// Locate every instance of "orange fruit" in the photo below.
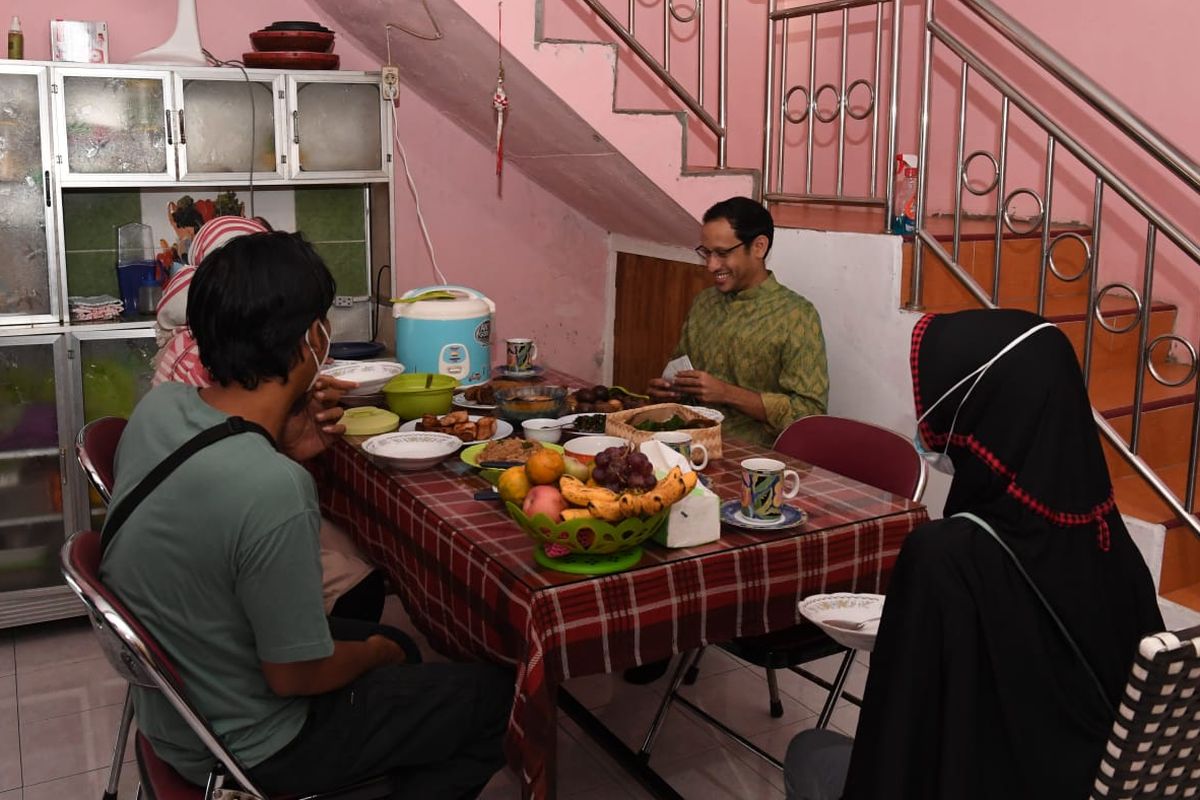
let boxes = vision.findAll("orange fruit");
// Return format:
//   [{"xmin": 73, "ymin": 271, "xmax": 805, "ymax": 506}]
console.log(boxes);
[
  {"xmin": 525, "ymin": 449, "xmax": 566, "ymax": 485},
  {"xmin": 498, "ymin": 466, "xmax": 533, "ymax": 506}
]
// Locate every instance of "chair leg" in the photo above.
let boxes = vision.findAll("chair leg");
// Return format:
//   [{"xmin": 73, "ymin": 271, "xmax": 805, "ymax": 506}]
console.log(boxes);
[
  {"xmin": 765, "ymin": 667, "xmax": 784, "ymax": 718},
  {"xmin": 684, "ymin": 647, "xmax": 704, "ymax": 685},
  {"xmin": 104, "ymin": 688, "xmax": 135, "ymax": 800},
  {"xmin": 816, "ymin": 649, "xmax": 856, "ymax": 729},
  {"xmin": 637, "ymin": 651, "xmax": 695, "ymax": 762}
]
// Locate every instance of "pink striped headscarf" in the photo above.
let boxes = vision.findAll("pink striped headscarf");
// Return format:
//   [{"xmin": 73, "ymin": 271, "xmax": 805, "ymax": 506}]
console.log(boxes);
[{"xmin": 188, "ymin": 216, "xmax": 270, "ymax": 266}]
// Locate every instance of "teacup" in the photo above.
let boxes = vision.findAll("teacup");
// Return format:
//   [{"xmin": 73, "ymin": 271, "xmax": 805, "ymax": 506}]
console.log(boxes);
[
  {"xmin": 652, "ymin": 431, "xmax": 708, "ymax": 470},
  {"xmin": 739, "ymin": 457, "xmax": 801, "ymax": 520},
  {"xmin": 506, "ymin": 338, "xmax": 538, "ymax": 372}
]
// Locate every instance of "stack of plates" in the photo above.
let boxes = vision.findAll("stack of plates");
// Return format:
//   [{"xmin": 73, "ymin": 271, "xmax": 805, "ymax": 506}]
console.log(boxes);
[{"xmin": 245, "ymin": 21, "xmax": 338, "ymax": 69}]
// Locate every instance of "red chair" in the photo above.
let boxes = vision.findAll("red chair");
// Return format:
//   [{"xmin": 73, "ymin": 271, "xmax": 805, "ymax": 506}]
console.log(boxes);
[
  {"xmin": 639, "ymin": 416, "xmax": 925, "ymax": 768},
  {"xmin": 75, "ymin": 416, "xmax": 127, "ymax": 505},
  {"xmin": 60, "ymin": 530, "xmax": 391, "ymax": 800}
]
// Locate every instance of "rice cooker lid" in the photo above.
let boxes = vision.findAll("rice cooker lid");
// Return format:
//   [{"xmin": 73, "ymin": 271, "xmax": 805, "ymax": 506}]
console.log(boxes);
[{"xmin": 394, "ymin": 288, "xmax": 493, "ymax": 321}]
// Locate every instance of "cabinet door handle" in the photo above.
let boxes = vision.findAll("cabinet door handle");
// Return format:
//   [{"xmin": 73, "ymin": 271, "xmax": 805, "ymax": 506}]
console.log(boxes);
[
  {"xmin": 292, "ymin": 109, "xmax": 300, "ymax": 144},
  {"xmin": 177, "ymin": 109, "xmax": 187, "ymax": 145},
  {"xmin": 165, "ymin": 110, "xmax": 174, "ymax": 145},
  {"xmin": 44, "ymin": 170, "xmax": 51, "ymax": 207}
]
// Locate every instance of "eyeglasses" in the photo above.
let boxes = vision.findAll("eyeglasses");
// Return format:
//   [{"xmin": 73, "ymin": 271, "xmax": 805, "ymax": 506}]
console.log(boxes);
[{"xmin": 694, "ymin": 241, "xmax": 747, "ymax": 261}]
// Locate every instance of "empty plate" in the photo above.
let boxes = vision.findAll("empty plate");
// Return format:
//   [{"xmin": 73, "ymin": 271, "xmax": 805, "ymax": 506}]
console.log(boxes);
[{"xmin": 798, "ymin": 593, "xmax": 885, "ymax": 652}]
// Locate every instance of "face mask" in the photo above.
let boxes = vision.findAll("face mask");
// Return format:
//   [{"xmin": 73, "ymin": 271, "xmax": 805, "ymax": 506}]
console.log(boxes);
[
  {"xmin": 304, "ymin": 321, "xmax": 330, "ymax": 393},
  {"xmin": 913, "ymin": 322, "xmax": 1055, "ymax": 475}
]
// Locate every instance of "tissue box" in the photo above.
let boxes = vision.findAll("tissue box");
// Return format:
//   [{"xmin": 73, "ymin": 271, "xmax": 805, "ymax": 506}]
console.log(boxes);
[{"xmin": 654, "ymin": 483, "xmax": 721, "ymax": 548}]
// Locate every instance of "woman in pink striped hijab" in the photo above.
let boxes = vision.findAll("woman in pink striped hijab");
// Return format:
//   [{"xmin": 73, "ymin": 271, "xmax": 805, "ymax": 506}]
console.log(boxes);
[{"xmin": 152, "ymin": 216, "xmax": 272, "ymax": 387}]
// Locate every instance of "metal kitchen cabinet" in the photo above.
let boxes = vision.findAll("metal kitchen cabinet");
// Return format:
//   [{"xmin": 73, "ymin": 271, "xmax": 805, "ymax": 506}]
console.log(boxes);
[
  {"xmin": 173, "ymin": 70, "xmax": 287, "ymax": 183},
  {"xmin": 286, "ymin": 74, "xmax": 390, "ymax": 180}
]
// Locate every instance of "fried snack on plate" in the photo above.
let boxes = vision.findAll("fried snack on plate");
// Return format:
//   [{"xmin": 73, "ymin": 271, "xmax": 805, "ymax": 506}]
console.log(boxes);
[{"xmin": 478, "ymin": 437, "xmax": 544, "ymax": 464}]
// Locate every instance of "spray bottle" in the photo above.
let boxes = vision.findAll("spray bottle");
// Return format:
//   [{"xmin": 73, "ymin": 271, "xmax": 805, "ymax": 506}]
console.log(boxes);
[{"xmin": 7, "ymin": 17, "xmax": 23, "ymax": 60}]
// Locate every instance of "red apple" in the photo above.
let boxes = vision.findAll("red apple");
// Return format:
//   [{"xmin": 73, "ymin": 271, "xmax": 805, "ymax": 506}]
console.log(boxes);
[{"xmin": 523, "ymin": 485, "xmax": 568, "ymax": 522}]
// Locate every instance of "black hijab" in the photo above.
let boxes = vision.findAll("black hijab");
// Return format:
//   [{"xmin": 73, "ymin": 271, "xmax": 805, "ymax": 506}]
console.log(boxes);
[{"xmin": 912, "ymin": 308, "xmax": 1119, "ymax": 550}]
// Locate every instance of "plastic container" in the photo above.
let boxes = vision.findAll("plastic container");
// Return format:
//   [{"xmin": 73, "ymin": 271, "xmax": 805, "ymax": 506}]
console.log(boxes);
[
  {"xmin": 7, "ymin": 16, "xmax": 22, "ymax": 60},
  {"xmin": 381, "ymin": 373, "xmax": 459, "ymax": 420},
  {"xmin": 138, "ymin": 277, "xmax": 162, "ymax": 316},
  {"xmin": 115, "ymin": 261, "xmax": 157, "ymax": 316},
  {"xmin": 899, "ymin": 167, "xmax": 918, "ymax": 235}
]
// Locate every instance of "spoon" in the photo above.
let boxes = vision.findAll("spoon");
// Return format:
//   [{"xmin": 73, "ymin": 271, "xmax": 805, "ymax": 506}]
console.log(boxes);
[
  {"xmin": 822, "ymin": 615, "xmax": 882, "ymax": 631},
  {"xmin": 424, "ymin": 373, "xmax": 433, "ymax": 389}
]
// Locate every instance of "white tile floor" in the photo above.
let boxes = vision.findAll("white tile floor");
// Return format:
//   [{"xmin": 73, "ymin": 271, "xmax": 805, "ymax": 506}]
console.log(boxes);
[{"xmin": 0, "ymin": 596, "xmax": 866, "ymax": 799}]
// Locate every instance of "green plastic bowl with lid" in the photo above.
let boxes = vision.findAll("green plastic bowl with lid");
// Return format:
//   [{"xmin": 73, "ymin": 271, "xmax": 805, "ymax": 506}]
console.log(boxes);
[{"xmin": 381, "ymin": 373, "xmax": 459, "ymax": 420}]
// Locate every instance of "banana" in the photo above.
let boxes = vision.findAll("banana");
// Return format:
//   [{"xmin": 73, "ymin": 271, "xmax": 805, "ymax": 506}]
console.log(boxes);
[
  {"xmin": 561, "ymin": 508, "xmax": 595, "ymax": 521},
  {"xmin": 618, "ymin": 492, "xmax": 645, "ymax": 519},
  {"xmin": 560, "ymin": 475, "xmax": 617, "ymax": 508},
  {"xmin": 682, "ymin": 470, "xmax": 698, "ymax": 493},
  {"xmin": 587, "ymin": 496, "xmax": 625, "ymax": 522}
]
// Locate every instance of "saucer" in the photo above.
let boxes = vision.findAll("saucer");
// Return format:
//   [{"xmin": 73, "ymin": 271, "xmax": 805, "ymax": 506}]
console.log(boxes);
[
  {"xmin": 719, "ymin": 500, "xmax": 807, "ymax": 531},
  {"xmin": 496, "ymin": 365, "xmax": 545, "ymax": 380}
]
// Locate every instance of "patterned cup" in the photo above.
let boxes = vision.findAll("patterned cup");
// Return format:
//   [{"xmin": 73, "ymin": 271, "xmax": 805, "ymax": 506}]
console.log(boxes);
[
  {"xmin": 652, "ymin": 431, "xmax": 708, "ymax": 470},
  {"xmin": 739, "ymin": 457, "xmax": 801, "ymax": 520},
  {"xmin": 506, "ymin": 338, "xmax": 538, "ymax": 372}
]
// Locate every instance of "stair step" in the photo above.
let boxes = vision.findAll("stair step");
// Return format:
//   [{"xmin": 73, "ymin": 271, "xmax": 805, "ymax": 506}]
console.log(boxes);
[
  {"xmin": 1103, "ymin": 403, "xmax": 1196, "ymax": 481},
  {"xmin": 1162, "ymin": 582, "xmax": 1200, "ymax": 615},
  {"xmin": 1113, "ymin": 463, "xmax": 1196, "ymax": 527}
]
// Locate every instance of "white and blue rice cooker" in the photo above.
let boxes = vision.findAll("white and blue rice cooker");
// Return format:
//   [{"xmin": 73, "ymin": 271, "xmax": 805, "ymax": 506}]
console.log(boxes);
[{"xmin": 393, "ymin": 285, "xmax": 495, "ymax": 387}]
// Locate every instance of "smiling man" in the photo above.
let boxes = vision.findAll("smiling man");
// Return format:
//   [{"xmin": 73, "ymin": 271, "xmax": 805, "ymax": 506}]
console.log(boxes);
[{"xmin": 648, "ymin": 196, "xmax": 829, "ymax": 447}]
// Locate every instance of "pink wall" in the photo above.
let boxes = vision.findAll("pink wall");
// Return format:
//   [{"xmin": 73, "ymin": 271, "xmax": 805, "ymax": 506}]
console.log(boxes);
[{"xmin": 8, "ymin": 0, "xmax": 611, "ymax": 381}]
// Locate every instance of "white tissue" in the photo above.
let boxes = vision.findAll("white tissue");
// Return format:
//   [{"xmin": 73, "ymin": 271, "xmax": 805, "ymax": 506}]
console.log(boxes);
[
  {"xmin": 640, "ymin": 441, "xmax": 721, "ymax": 548},
  {"xmin": 662, "ymin": 355, "xmax": 694, "ymax": 382}
]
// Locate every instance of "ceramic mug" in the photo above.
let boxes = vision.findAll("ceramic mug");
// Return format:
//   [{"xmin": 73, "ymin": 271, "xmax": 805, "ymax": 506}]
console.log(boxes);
[
  {"xmin": 652, "ymin": 431, "xmax": 708, "ymax": 470},
  {"xmin": 739, "ymin": 457, "xmax": 801, "ymax": 520},
  {"xmin": 506, "ymin": 338, "xmax": 538, "ymax": 372}
]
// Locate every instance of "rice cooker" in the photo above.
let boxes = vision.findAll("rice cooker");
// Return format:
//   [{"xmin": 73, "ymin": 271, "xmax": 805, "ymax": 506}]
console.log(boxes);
[{"xmin": 393, "ymin": 285, "xmax": 494, "ymax": 387}]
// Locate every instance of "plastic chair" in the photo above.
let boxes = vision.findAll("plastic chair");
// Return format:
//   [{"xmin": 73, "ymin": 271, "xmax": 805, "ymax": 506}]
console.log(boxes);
[
  {"xmin": 639, "ymin": 416, "xmax": 925, "ymax": 768},
  {"xmin": 1090, "ymin": 624, "xmax": 1200, "ymax": 798},
  {"xmin": 74, "ymin": 416, "xmax": 132, "ymax": 800},
  {"xmin": 60, "ymin": 530, "xmax": 392, "ymax": 800}
]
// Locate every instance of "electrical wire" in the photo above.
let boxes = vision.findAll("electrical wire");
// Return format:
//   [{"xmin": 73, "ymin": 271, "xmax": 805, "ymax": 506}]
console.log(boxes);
[
  {"xmin": 390, "ymin": 102, "xmax": 447, "ymax": 286},
  {"xmin": 201, "ymin": 48, "xmax": 256, "ymax": 217},
  {"xmin": 384, "ymin": 0, "xmax": 444, "ymax": 44}
]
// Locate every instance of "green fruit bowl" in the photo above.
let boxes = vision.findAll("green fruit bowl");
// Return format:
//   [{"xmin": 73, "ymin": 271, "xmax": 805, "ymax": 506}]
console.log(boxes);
[{"xmin": 505, "ymin": 502, "xmax": 667, "ymax": 556}]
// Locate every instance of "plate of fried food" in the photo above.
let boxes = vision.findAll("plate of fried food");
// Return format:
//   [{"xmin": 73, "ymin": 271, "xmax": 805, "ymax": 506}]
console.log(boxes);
[
  {"xmin": 453, "ymin": 383, "xmax": 497, "ymax": 411},
  {"xmin": 399, "ymin": 410, "xmax": 512, "ymax": 445}
]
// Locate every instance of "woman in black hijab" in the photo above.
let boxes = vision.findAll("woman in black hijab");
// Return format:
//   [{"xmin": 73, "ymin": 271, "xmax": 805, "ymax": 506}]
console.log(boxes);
[{"xmin": 835, "ymin": 308, "xmax": 1163, "ymax": 799}]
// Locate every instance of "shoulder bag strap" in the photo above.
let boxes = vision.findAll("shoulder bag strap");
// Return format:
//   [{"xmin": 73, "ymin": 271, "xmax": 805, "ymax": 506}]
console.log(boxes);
[
  {"xmin": 953, "ymin": 511, "xmax": 1114, "ymax": 714},
  {"xmin": 100, "ymin": 416, "xmax": 273, "ymax": 555}
]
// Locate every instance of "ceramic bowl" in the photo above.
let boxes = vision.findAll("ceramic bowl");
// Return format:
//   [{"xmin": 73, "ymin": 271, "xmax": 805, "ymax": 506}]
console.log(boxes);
[
  {"xmin": 494, "ymin": 385, "xmax": 568, "ymax": 424},
  {"xmin": 522, "ymin": 418, "xmax": 563, "ymax": 444},
  {"xmin": 321, "ymin": 360, "xmax": 405, "ymax": 396},
  {"xmin": 382, "ymin": 374, "xmax": 459, "ymax": 420},
  {"xmin": 564, "ymin": 435, "xmax": 630, "ymax": 465},
  {"xmin": 798, "ymin": 593, "xmax": 886, "ymax": 652},
  {"xmin": 361, "ymin": 431, "xmax": 461, "ymax": 471}
]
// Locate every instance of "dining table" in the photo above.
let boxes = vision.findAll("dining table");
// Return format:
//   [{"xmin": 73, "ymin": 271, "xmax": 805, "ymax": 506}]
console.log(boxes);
[{"xmin": 309, "ymin": 368, "xmax": 928, "ymax": 799}]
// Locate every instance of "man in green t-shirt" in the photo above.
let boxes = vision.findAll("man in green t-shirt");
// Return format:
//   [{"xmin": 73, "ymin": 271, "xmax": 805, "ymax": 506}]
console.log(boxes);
[
  {"xmin": 102, "ymin": 232, "xmax": 511, "ymax": 797},
  {"xmin": 649, "ymin": 197, "xmax": 829, "ymax": 448}
]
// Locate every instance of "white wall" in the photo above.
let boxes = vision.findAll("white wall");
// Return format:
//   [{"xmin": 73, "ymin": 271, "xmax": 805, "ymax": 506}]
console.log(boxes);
[{"xmin": 768, "ymin": 228, "xmax": 951, "ymax": 518}]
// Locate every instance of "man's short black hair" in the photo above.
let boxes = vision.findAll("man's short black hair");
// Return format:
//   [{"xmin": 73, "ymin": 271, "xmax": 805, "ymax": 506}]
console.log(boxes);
[
  {"xmin": 189, "ymin": 231, "xmax": 336, "ymax": 390},
  {"xmin": 702, "ymin": 196, "xmax": 775, "ymax": 256}
]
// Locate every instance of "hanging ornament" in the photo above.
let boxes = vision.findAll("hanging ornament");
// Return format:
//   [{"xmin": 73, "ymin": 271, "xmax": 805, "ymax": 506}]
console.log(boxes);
[{"xmin": 492, "ymin": 1, "xmax": 509, "ymax": 178}]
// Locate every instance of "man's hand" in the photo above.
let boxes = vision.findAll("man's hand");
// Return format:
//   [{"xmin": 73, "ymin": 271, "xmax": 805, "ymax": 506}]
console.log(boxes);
[
  {"xmin": 366, "ymin": 634, "xmax": 407, "ymax": 667},
  {"xmin": 279, "ymin": 376, "xmax": 356, "ymax": 462},
  {"xmin": 670, "ymin": 370, "xmax": 729, "ymax": 405},
  {"xmin": 647, "ymin": 377, "xmax": 682, "ymax": 401}
]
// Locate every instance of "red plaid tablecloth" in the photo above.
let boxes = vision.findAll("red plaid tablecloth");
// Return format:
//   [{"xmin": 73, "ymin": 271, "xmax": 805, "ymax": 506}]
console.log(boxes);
[{"xmin": 311, "ymin": 372, "xmax": 928, "ymax": 798}]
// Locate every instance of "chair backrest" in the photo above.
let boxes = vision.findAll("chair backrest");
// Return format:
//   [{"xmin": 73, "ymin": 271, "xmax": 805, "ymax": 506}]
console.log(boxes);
[
  {"xmin": 1091, "ymin": 625, "xmax": 1200, "ymax": 799},
  {"xmin": 60, "ymin": 530, "xmax": 264, "ymax": 796},
  {"xmin": 76, "ymin": 416, "xmax": 128, "ymax": 504},
  {"xmin": 774, "ymin": 415, "xmax": 927, "ymax": 502}
]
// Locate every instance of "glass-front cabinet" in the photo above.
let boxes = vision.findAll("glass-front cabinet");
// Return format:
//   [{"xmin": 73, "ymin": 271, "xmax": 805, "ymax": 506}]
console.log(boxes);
[
  {"xmin": 174, "ymin": 71, "xmax": 286, "ymax": 182},
  {"xmin": 0, "ymin": 334, "xmax": 77, "ymax": 627},
  {"xmin": 65, "ymin": 329, "xmax": 157, "ymax": 532},
  {"xmin": 52, "ymin": 67, "xmax": 177, "ymax": 184},
  {"xmin": 0, "ymin": 66, "xmax": 59, "ymax": 325},
  {"xmin": 287, "ymin": 75, "xmax": 389, "ymax": 179}
]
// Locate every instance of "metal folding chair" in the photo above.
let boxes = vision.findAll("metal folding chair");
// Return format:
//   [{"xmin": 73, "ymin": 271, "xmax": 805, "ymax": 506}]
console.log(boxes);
[
  {"xmin": 61, "ymin": 530, "xmax": 391, "ymax": 800},
  {"xmin": 639, "ymin": 416, "xmax": 926, "ymax": 768}
]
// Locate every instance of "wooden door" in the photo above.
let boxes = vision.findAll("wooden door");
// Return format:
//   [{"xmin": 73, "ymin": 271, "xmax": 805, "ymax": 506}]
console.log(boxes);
[{"xmin": 612, "ymin": 252, "xmax": 711, "ymax": 393}]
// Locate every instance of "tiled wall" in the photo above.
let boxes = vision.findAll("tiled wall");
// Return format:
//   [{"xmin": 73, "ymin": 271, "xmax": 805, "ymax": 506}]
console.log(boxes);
[
  {"xmin": 60, "ymin": 191, "xmax": 143, "ymax": 299},
  {"xmin": 293, "ymin": 186, "xmax": 368, "ymax": 296}
]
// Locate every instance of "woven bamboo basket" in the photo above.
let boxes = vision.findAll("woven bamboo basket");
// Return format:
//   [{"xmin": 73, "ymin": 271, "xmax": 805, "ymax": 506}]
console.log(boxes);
[{"xmin": 605, "ymin": 403, "xmax": 723, "ymax": 459}]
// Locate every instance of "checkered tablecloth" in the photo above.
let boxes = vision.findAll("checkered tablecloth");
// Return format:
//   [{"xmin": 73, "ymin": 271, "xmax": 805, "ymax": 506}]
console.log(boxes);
[{"xmin": 311, "ymin": 372, "xmax": 927, "ymax": 798}]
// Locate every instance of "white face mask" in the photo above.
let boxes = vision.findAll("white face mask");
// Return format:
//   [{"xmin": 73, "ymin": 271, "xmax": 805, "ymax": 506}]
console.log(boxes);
[
  {"xmin": 304, "ymin": 321, "xmax": 330, "ymax": 393},
  {"xmin": 913, "ymin": 322, "xmax": 1055, "ymax": 475}
]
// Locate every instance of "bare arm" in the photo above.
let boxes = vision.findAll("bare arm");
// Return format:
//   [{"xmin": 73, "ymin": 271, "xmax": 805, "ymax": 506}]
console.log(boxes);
[{"xmin": 261, "ymin": 634, "xmax": 406, "ymax": 697}]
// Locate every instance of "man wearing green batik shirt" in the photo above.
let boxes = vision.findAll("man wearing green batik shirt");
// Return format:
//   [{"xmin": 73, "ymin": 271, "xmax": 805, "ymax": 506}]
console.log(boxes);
[{"xmin": 649, "ymin": 197, "xmax": 829, "ymax": 448}]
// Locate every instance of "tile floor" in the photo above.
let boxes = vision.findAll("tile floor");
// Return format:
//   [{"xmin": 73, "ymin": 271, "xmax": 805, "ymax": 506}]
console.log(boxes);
[{"xmin": 0, "ymin": 596, "xmax": 867, "ymax": 799}]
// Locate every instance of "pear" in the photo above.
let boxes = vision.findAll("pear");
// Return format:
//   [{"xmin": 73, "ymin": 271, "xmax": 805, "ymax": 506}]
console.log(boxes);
[{"xmin": 562, "ymin": 455, "xmax": 591, "ymax": 482}]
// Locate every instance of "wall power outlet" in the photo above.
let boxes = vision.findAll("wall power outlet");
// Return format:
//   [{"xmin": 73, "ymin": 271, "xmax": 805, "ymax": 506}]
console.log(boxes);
[
  {"xmin": 381, "ymin": 66, "xmax": 400, "ymax": 101},
  {"xmin": 333, "ymin": 295, "xmax": 355, "ymax": 309}
]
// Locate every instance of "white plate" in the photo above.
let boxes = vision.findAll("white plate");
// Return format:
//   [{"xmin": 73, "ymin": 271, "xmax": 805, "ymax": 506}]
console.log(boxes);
[
  {"xmin": 452, "ymin": 391, "xmax": 497, "ymax": 411},
  {"xmin": 798, "ymin": 593, "xmax": 885, "ymax": 652},
  {"xmin": 361, "ymin": 431, "xmax": 461, "ymax": 471},
  {"xmin": 396, "ymin": 415, "xmax": 513, "ymax": 446},
  {"xmin": 687, "ymin": 405, "xmax": 725, "ymax": 424},
  {"xmin": 321, "ymin": 361, "xmax": 405, "ymax": 396},
  {"xmin": 555, "ymin": 412, "xmax": 611, "ymax": 436}
]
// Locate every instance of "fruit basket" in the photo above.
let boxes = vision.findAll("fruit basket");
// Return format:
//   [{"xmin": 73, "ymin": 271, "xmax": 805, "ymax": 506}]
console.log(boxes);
[{"xmin": 505, "ymin": 502, "xmax": 668, "ymax": 575}]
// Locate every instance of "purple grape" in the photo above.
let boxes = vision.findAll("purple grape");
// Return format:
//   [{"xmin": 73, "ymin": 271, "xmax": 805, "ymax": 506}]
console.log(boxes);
[
  {"xmin": 629, "ymin": 453, "xmax": 650, "ymax": 469},
  {"xmin": 595, "ymin": 450, "xmax": 611, "ymax": 468},
  {"xmin": 592, "ymin": 467, "xmax": 610, "ymax": 484}
]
